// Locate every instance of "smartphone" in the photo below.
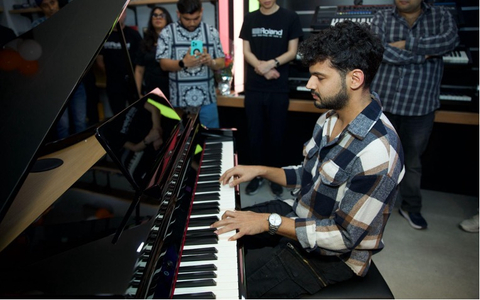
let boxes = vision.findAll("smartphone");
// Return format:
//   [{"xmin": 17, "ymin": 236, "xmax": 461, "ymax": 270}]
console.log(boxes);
[{"xmin": 191, "ymin": 40, "xmax": 203, "ymax": 56}]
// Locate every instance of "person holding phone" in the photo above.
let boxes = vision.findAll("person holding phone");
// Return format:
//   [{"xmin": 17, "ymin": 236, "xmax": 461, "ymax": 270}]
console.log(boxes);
[{"xmin": 156, "ymin": 0, "xmax": 225, "ymax": 128}]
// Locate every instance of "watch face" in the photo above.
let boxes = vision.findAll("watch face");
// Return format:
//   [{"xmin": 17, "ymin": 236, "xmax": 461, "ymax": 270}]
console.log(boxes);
[{"xmin": 269, "ymin": 213, "xmax": 282, "ymax": 226}]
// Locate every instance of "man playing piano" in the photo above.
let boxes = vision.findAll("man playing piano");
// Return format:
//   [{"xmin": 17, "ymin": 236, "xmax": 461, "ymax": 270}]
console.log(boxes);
[{"xmin": 212, "ymin": 21, "xmax": 405, "ymax": 298}]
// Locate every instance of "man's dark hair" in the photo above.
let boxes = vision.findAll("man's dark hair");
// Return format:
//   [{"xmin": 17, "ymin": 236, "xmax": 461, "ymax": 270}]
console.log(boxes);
[
  {"xmin": 177, "ymin": 0, "xmax": 202, "ymax": 14},
  {"xmin": 298, "ymin": 21, "xmax": 384, "ymax": 88}
]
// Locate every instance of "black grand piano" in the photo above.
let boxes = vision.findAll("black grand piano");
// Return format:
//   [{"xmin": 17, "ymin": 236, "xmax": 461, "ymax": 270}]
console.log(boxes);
[{"xmin": 0, "ymin": 0, "xmax": 245, "ymax": 298}]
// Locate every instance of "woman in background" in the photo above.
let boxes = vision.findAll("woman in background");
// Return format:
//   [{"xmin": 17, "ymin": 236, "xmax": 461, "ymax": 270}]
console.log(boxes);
[{"xmin": 135, "ymin": 6, "xmax": 173, "ymax": 99}]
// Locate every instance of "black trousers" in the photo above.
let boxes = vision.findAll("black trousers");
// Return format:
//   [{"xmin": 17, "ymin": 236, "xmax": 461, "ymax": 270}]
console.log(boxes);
[
  {"xmin": 244, "ymin": 91, "xmax": 289, "ymax": 167},
  {"xmin": 242, "ymin": 200, "xmax": 355, "ymax": 298}
]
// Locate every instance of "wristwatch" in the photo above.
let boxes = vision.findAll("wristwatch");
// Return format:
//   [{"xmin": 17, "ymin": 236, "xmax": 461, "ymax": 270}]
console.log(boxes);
[
  {"xmin": 274, "ymin": 58, "xmax": 280, "ymax": 68},
  {"xmin": 268, "ymin": 213, "xmax": 282, "ymax": 235},
  {"xmin": 178, "ymin": 59, "xmax": 185, "ymax": 68}
]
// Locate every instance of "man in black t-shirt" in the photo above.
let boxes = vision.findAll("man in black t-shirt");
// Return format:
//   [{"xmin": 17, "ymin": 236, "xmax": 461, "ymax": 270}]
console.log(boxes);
[
  {"xmin": 240, "ymin": 0, "xmax": 303, "ymax": 197},
  {"xmin": 96, "ymin": 10, "xmax": 142, "ymax": 116}
]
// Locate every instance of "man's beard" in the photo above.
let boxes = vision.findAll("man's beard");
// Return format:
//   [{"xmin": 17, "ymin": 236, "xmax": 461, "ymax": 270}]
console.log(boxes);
[{"xmin": 313, "ymin": 79, "xmax": 349, "ymax": 110}]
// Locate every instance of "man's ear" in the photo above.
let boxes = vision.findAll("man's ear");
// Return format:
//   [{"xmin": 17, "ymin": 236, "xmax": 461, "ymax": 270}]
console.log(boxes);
[{"xmin": 349, "ymin": 69, "xmax": 365, "ymax": 90}]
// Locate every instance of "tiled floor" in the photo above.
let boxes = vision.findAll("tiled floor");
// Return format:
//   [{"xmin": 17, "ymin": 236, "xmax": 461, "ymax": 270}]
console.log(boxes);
[{"xmin": 239, "ymin": 181, "xmax": 479, "ymax": 299}]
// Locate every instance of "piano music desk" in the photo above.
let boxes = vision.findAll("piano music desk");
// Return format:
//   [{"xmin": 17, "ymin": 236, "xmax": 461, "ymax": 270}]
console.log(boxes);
[
  {"xmin": 217, "ymin": 94, "xmax": 479, "ymax": 126},
  {"xmin": 0, "ymin": 136, "xmax": 106, "ymax": 253}
]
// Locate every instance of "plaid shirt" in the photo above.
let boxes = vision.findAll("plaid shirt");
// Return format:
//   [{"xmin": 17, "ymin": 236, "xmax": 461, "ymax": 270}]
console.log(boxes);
[
  {"xmin": 370, "ymin": 2, "xmax": 459, "ymax": 116},
  {"xmin": 283, "ymin": 95, "xmax": 405, "ymax": 276}
]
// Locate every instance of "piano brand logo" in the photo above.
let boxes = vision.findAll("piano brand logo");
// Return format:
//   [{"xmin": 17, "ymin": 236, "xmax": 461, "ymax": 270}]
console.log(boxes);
[{"xmin": 252, "ymin": 27, "xmax": 283, "ymax": 38}]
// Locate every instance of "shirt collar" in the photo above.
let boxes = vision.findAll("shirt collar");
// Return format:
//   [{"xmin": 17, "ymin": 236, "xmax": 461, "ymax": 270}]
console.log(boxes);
[{"xmin": 345, "ymin": 93, "xmax": 383, "ymax": 140}]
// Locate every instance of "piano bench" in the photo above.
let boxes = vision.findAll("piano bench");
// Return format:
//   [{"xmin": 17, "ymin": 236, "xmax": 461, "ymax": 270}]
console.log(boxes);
[{"xmin": 301, "ymin": 261, "xmax": 394, "ymax": 299}]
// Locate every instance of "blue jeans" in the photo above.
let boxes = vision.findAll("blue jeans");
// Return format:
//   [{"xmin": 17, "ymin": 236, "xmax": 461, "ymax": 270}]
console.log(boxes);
[
  {"xmin": 57, "ymin": 82, "xmax": 87, "ymax": 139},
  {"xmin": 384, "ymin": 111, "xmax": 435, "ymax": 213},
  {"xmin": 199, "ymin": 102, "xmax": 220, "ymax": 128}
]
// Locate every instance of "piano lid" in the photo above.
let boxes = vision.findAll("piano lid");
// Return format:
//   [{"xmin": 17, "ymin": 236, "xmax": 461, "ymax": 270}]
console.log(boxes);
[
  {"xmin": 95, "ymin": 88, "xmax": 182, "ymax": 195},
  {"xmin": 0, "ymin": 0, "xmax": 130, "ymax": 223}
]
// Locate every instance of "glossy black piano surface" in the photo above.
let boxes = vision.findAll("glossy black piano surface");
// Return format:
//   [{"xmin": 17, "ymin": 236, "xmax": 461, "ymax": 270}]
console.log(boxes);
[
  {"xmin": 0, "ymin": 89, "xmax": 244, "ymax": 298},
  {"xmin": 0, "ymin": 0, "xmax": 130, "ymax": 223}
]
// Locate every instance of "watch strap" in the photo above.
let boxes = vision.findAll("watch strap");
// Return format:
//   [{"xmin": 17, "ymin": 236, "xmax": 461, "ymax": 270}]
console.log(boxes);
[
  {"xmin": 178, "ymin": 59, "xmax": 185, "ymax": 68},
  {"xmin": 274, "ymin": 58, "xmax": 280, "ymax": 68}
]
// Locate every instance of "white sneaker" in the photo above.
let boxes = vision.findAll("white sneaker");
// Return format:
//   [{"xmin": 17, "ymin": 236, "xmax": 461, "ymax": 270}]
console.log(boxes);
[{"xmin": 459, "ymin": 214, "xmax": 479, "ymax": 233}]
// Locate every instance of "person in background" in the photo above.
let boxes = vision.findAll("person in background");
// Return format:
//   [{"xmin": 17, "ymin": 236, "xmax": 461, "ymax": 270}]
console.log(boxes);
[
  {"xmin": 156, "ymin": 0, "xmax": 225, "ymax": 128},
  {"xmin": 240, "ymin": 0, "xmax": 303, "ymax": 197},
  {"xmin": 212, "ymin": 21, "xmax": 404, "ymax": 298},
  {"xmin": 371, "ymin": 0, "xmax": 459, "ymax": 229},
  {"xmin": 96, "ymin": 9, "xmax": 142, "ymax": 115},
  {"xmin": 32, "ymin": 0, "xmax": 87, "ymax": 139},
  {"xmin": 134, "ymin": 6, "xmax": 173, "ymax": 99},
  {"xmin": 31, "ymin": 0, "xmax": 60, "ymax": 28}
]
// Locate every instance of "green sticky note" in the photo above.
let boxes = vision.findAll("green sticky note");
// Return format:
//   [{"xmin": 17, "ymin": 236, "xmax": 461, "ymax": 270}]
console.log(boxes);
[{"xmin": 147, "ymin": 99, "xmax": 181, "ymax": 120}]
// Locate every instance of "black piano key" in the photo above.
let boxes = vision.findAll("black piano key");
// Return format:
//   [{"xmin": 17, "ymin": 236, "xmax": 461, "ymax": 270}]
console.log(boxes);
[
  {"xmin": 201, "ymin": 160, "xmax": 221, "ymax": 166},
  {"xmin": 205, "ymin": 142, "xmax": 223, "ymax": 149},
  {"xmin": 197, "ymin": 175, "xmax": 221, "ymax": 182},
  {"xmin": 199, "ymin": 167, "xmax": 222, "ymax": 175},
  {"xmin": 193, "ymin": 193, "xmax": 220, "ymax": 201},
  {"xmin": 186, "ymin": 227, "xmax": 217, "ymax": 237},
  {"xmin": 175, "ymin": 279, "xmax": 216, "ymax": 288},
  {"xmin": 196, "ymin": 182, "xmax": 221, "ymax": 190},
  {"xmin": 184, "ymin": 236, "xmax": 218, "ymax": 246},
  {"xmin": 182, "ymin": 247, "xmax": 217, "ymax": 255},
  {"xmin": 188, "ymin": 216, "xmax": 219, "ymax": 227},
  {"xmin": 202, "ymin": 150, "xmax": 222, "ymax": 156},
  {"xmin": 204, "ymin": 144, "xmax": 223, "ymax": 150},
  {"xmin": 190, "ymin": 207, "xmax": 220, "ymax": 215},
  {"xmin": 181, "ymin": 253, "xmax": 218, "ymax": 262},
  {"xmin": 173, "ymin": 292, "xmax": 216, "ymax": 299},
  {"xmin": 179, "ymin": 264, "xmax": 217, "ymax": 272},
  {"xmin": 195, "ymin": 185, "xmax": 220, "ymax": 193},
  {"xmin": 176, "ymin": 271, "xmax": 216, "ymax": 281},
  {"xmin": 191, "ymin": 202, "xmax": 219, "ymax": 212}
]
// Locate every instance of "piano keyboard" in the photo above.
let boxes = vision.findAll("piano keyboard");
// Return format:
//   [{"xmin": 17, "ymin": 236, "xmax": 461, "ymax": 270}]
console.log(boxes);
[
  {"xmin": 330, "ymin": 16, "xmax": 372, "ymax": 26},
  {"xmin": 173, "ymin": 140, "xmax": 241, "ymax": 299},
  {"xmin": 442, "ymin": 50, "xmax": 469, "ymax": 64},
  {"xmin": 312, "ymin": 5, "xmax": 393, "ymax": 30},
  {"xmin": 440, "ymin": 93, "xmax": 472, "ymax": 102}
]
